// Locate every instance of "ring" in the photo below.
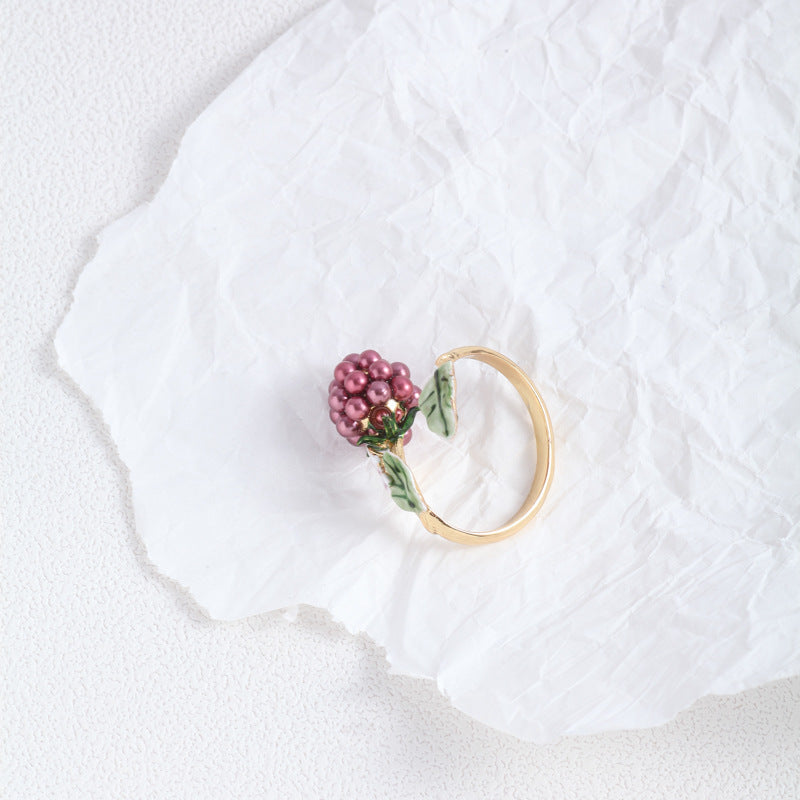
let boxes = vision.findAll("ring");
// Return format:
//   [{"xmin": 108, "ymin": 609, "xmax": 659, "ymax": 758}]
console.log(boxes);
[{"xmin": 328, "ymin": 346, "xmax": 555, "ymax": 544}]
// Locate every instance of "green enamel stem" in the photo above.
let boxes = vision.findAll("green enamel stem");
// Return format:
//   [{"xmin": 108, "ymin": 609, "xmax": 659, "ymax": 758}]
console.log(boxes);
[{"xmin": 357, "ymin": 407, "xmax": 419, "ymax": 449}]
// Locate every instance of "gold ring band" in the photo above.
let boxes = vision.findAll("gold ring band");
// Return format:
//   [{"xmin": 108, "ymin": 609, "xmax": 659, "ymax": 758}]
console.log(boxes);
[{"xmin": 390, "ymin": 346, "xmax": 555, "ymax": 544}]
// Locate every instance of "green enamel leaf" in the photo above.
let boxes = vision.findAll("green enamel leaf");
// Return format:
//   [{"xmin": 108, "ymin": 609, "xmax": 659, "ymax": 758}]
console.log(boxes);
[
  {"xmin": 374, "ymin": 451, "xmax": 426, "ymax": 514},
  {"xmin": 419, "ymin": 361, "xmax": 457, "ymax": 438}
]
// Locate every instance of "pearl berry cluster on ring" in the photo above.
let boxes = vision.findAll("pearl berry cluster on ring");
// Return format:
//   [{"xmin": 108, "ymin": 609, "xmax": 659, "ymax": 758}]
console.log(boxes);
[{"xmin": 328, "ymin": 349, "xmax": 421, "ymax": 446}]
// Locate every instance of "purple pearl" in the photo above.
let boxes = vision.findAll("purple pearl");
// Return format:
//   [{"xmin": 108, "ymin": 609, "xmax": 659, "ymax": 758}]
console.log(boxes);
[
  {"xmin": 368, "ymin": 359, "xmax": 393, "ymax": 381},
  {"xmin": 366, "ymin": 380, "xmax": 391, "ymax": 405},
  {"xmin": 334, "ymin": 361, "xmax": 356, "ymax": 384},
  {"xmin": 328, "ymin": 379, "xmax": 341, "ymax": 393},
  {"xmin": 358, "ymin": 349, "xmax": 381, "ymax": 370},
  {"xmin": 344, "ymin": 353, "xmax": 361, "ymax": 365},
  {"xmin": 347, "ymin": 435, "xmax": 362, "ymax": 446},
  {"xmin": 391, "ymin": 375, "xmax": 413, "ymax": 401},
  {"xmin": 329, "ymin": 409, "xmax": 342, "ymax": 424},
  {"xmin": 336, "ymin": 417, "xmax": 360, "ymax": 437},
  {"xmin": 391, "ymin": 362, "xmax": 410, "ymax": 378},
  {"xmin": 369, "ymin": 406, "xmax": 391, "ymax": 430},
  {"xmin": 328, "ymin": 387, "xmax": 348, "ymax": 412},
  {"xmin": 344, "ymin": 396, "xmax": 370, "ymax": 420},
  {"xmin": 405, "ymin": 385, "xmax": 421, "ymax": 408},
  {"xmin": 343, "ymin": 370, "xmax": 369, "ymax": 395}
]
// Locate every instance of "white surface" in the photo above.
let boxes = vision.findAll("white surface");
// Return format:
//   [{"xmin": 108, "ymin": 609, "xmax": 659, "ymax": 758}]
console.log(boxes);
[
  {"xmin": 55, "ymin": 0, "xmax": 800, "ymax": 742},
  {"xmin": 3, "ymin": 0, "xmax": 800, "ymax": 795}
]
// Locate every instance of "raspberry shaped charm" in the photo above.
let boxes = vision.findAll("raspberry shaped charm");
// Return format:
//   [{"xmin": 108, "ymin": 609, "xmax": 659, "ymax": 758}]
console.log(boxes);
[{"xmin": 328, "ymin": 350, "xmax": 421, "ymax": 447}]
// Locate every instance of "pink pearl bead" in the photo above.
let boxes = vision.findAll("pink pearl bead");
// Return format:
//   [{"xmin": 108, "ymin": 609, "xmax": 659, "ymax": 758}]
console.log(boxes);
[
  {"xmin": 358, "ymin": 349, "xmax": 381, "ymax": 370},
  {"xmin": 328, "ymin": 387, "xmax": 348, "ymax": 412},
  {"xmin": 366, "ymin": 380, "xmax": 391, "ymax": 405},
  {"xmin": 328, "ymin": 379, "xmax": 340, "ymax": 393},
  {"xmin": 336, "ymin": 417, "xmax": 360, "ymax": 437},
  {"xmin": 344, "ymin": 396, "xmax": 370, "ymax": 420},
  {"xmin": 369, "ymin": 406, "xmax": 391, "ymax": 430},
  {"xmin": 391, "ymin": 362, "xmax": 410, "ymax": 378},
  {"xmin": 405, "ymin": 386, "xmax": 421, "ymax": 408},
  {"xmin": 391, "ymin": 375, "xmax": 413, "ymax": 401},
  {"xmin": 329, "ymin": 409, "xmax": 342, "ymax": 424},
  {"xmin": 343, "ymin": 370, "xmax": 369, "ymax": 395},
  {"xmin": 403, "ymin": 430, "xmax": 413, "ymax": 445},
  {"xmin": 368, "ymin": 359, "xmax": 393, "ymax": 381},
  {"xmin": 347, "ymin": 435, "xmax": 362, "ymax": 446},
  {"xmin": 344, "ymin": 353, "xmax": 361, "ymax": 364},
  {"xmin": 334, "ymin": 361, "xmax": 356, "ymax": 384}
]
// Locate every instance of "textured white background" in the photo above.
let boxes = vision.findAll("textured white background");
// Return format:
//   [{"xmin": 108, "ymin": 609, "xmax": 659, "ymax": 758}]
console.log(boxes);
[{"xmin": 3, "ymin": 0, "xmax": 799, "ymax": 797}]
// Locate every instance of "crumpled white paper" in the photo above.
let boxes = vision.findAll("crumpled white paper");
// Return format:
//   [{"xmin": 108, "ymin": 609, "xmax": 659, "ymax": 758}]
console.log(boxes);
[{"xmin": 56, "ymin": 0, "xmax": 800, "ymax": 741}]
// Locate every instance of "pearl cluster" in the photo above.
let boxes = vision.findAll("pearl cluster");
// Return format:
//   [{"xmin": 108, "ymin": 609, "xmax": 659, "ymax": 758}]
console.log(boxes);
[{"xmin": 328, "ymin": 349, "xmax": 421, "ymax": 446}]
